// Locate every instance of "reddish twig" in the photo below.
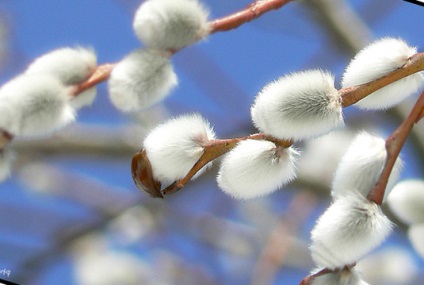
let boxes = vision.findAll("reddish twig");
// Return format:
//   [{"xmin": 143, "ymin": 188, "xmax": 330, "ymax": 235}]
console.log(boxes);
[
  {"xmin": 367, "ymin": 89, "xmax": 424, "ymax": 205},
  {"xmin": 132, "ymin": 133, "xmax": 292, "ymax": 197},
  {"xmin": 340, "ymin": 52, "xmax": 424, "ymax": 107},
  {"xmin": 210, "ymin": 0, "xmax": 293, "ymax": 33},
  {"xmin": 72, "ymin": 63, "xmax": 115, "ymax": 96}
]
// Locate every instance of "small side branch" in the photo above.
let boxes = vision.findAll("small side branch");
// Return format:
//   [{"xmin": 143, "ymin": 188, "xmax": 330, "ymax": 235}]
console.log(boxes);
[
  {"xmin": 367, "ymin": 89, "xmax": 424, "ymax": 205},
  {"xmin": 210, "ymin": 0, "xmax": 293, "ymax": 33}
]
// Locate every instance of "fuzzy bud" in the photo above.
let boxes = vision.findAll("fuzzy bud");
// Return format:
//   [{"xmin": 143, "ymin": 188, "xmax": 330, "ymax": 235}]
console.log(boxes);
[
  {"xmin": 0, "ymin": 74, "xmax": 75, "ymax": 136},
  {"xmin": 251, "ymin": 69, "xmax": 343, "ymax": 141},
  {"xmin": 26, "ymin": 47, "xmax": 97, "ymax": 85},
  {"xmin": 408, "ymin": 224, "xmax": 424, "ymax": 258},
  {"xmin": 310, "ymin": 193, "xmax": 392, "ymax": 270},
  {"xmin": 310, "ymin": 268, "xmax": 369, "ymax": 285},
  {"xmin": 109, "ymin": 48, "xmax": 177, "ymax": 112},
  {"xmin": 26, "ymin": 47, "xmax": 98, "ymax": 110},
  {"xmin": 133, "ymin": 0, "xmax": 210, "ymax": 50},
  {"xmin": 143, "ymin": 113, "xmax": 215, "ymax": 184},
  {"xmin": 332, "ymin": 132, "xmax": 402, "ymax": 200},
  {"xmin": 341, "ymin": 38, "xmax": 424, "ymax": 110},
  {"xmin": 217, "ymin": 140, "xmax": 297, "ymax": 200},
  {"xmin": 387, "ymin": 180, "xmax": 424, "ymax": 225}
]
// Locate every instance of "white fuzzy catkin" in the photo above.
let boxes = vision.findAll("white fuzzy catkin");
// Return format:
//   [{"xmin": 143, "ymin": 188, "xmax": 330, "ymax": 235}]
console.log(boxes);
[
  {"xmin": 0, "ymin": 74, "xmax": 75, "ymax": 136},
  {"xmin": 251, "ymin": 69, "xmax": 343, "ymax": 141},
  {"xmin": 387, "ymin": 180, "xmax": 424, "ymax": 225},
  {"xmin": 310, "ymin": 193, "xmax": 392, "ymax": 270},
  {"xmin": 217, "ymin": 139, "xmax": 297, "ymax": 200},
  {"xmin": 143, "ymin": 114, "xmax": 215, "ymax": 184},
  {"xmin": 69, "ymin": 88, "xmax": 97, "ymax": 110},
  {"xmin": 332, "ymin": 132, "xmax": 402, "ymax": 200},
  {"xmin": 26, "ymin": 47, "xmax": 97, "ymax": 85},
  {"xmin": 311, "ymin": 268, "xmax": 369, "ymax": 285},
  {"xmin": 342, "ymin": 38, "xmax": 424, "ymax": 110},
  {"xmin": 109, "ymin": 48, "xmax": 177, "ymax": 112},
  {"xmin": 0, "ymin": 148, "xmax": 12, "ymax": 182},
  {"xmin": 408, "ymin": 224, "xmax": 424, "ymax": 258},
  {"xmin": 133, "ymin": 0, "xmax": 210, "ymax": 50}
]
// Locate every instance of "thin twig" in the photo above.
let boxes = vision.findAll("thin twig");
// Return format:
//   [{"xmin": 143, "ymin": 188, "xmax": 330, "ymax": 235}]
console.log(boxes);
[
  {"xmin": 134, "ymin": 133, "xmax": 292, "ymax": 197},
  {"xmin": 210, "ymin": 0, "xmax": 293, "ymax": 33},
  {"xmin": 72, "ymin": 63, "xmax": 115, "ymax": 96},
  {"xmin": 367, "ymin": 89, "xmax": 424, "ymax": 205},
  {"xmin": 340, "ymin": 52, "xmax": 424, "ymax": 107}
]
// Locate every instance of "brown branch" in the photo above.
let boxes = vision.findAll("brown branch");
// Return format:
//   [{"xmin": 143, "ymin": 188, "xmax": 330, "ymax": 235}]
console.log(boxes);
[
  {"xmin": 132, "ymin": 133, "xmax": 292, "ymax": 197},
  {"xmin": 210, "ymin": 0, "xmax": 293, "ymax": 33},
  {"xmin": 340, "ymin": 52, "xmax": 424, "ymax": 107},
  {"xmin": 367, "ymin": 89, "xmax": 424, "ymax": 205},
  {"xmin": 135, "ymin": 52, "xmax": 424, "ymax": 198},
  {"xmin": 72, "ymin": 0, "xmax": 295, "ymax": 96},
  {"xmin": 72, "ymin": 63, "xmax": 115, "ymax": 96}
]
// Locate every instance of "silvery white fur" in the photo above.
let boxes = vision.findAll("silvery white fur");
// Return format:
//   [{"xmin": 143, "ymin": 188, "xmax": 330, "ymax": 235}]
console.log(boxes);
[
  {"xmin": 26, "ymin": 47, "xmax": 97, "ymax": 85},
  {"xmin": 251, "ymin": 69, "xmax": 343, "ymax": 141},
  {"xmin": 217, "ymin": 139, "xmax": 297, "ymax": 200},
  {"xmin": 387, "ymin": 180, "xmax": 424, "ymax": 224},
  {"xmin": 408, "ymin": 224, "xmax": 424, "ymax": 258},
  {"xmin": 342, "ymin": 38, "xmax": 424, "ymax": 110},
  {"xmin": 143, "ymin": 114, "xmax": 215, "ymax": 184},
  {"xmin": 133, "ymin": 0, "xmax": 210, "ymax": 50},
  {"xmin": 0, "ymin": 74, "xmax": 75, "ymax": 136},
  {"xmin": 109, "ymin": 48, "xmax": 177, "ymax": 112},
  {"xmin": 332, "ymin": 132, "xmax": 402, "ymax": 200},
  {"xmin": 310, "ymin": 193, "xmax": 392, "ymax": 270}
]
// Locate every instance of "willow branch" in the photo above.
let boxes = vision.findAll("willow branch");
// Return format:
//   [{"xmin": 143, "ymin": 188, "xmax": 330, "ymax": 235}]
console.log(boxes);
[
  {"xmin": 161, "ymin": 134, "xmax": 292, "ymax": 195},
  {"xmin": 367, "ymin": 89, "xmax": 424, "ymax": 205},
  {"xmin": 340, "ymin": 52, "xmax": 424, "ymax": 107},
  {"xmin": 70, "ymin": 0, "xmax": 295, "ymax": 96},
  {"xmin": 210, "ymin": 0, "xmax": 293, "ymax": 33},
  {"xmin": 72, "ymin": 63, "xmax": 115, "ymax": 96}
]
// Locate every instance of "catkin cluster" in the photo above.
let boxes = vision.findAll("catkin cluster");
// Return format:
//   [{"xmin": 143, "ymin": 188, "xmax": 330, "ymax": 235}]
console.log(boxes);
[
  {"xmin": 0, "ymin": 47, "xmax": 97, "ymax": 181},
  {"xmin": 133, "ymin": 35, "xmax": 424, "ymax": 284},
  {"xmin": 108, "ymin": 0, "xmax": 210, "ymax": 112}
]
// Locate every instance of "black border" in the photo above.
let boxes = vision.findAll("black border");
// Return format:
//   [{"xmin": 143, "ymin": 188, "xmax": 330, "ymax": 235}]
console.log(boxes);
[
  {"xmin": 0, "ymin": 278, "xmax": 19, "ymax": 285},
  {"xmin": 403, "ymin": 0, "xmax": 424, "ymax": 7}
]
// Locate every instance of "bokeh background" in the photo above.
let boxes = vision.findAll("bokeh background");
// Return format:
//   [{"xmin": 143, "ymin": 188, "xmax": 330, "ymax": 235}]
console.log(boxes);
[{"xmin": 0, "ymin": 0, "xmax": 423, "ymax": 284}]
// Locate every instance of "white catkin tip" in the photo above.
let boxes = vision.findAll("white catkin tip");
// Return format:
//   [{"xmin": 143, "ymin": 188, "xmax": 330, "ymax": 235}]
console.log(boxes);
[
  {"xmin": 0, "ymin": 148, "xmax": 13, "ymax": 182},
  {"xmin": 387, "ymin": 180, "xmax": 424, "ymax": 225},
  {"xmin": 143, "ymin": 113, "xmax": 215, "ymax": 184},
  {"xmin": 332, "ymin": 131, "xmax": 402, "ymax": 200},
  {"xmin": 217, "ymin": 140, "xmax": 297, "ymax": 200},
  {"xmin": 108, "ymin": 48, "xmax": 177, "ymax": 112},
  {"xmin": 342, "ymin": 38, "xmax": 424, "ymax": 110},
  {"xmin": 408, "ymin": 224, "xmax": 424, "ymax": 258},
  {"xmin": 133, "ymin": 0, "xmax": 210, "ymax": 50},
  {"xmin": 311, "ymin": 268, "xmax": 369, "ymax": 285},
  {"xmin": 251, "ymin": 69, "xmax": 344, "ymax": 141},
  {"xmin": 26, "ymin": 47, "xmax": 97, "ymax": 85},
  {"xmin": 70, "ymin": 87, "xmax": 97, "ymax": 110},
  {"xmin": 310, "ymin": 194, "xmax": 392, "ymax": 270},
  {"xmin": 0, "ymin": 74, "xmax": 75, "ymax": 136}
]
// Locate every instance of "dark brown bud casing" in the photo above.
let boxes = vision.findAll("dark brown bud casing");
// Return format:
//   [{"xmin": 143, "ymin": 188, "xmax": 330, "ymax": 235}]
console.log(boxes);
[{"xmin": 131, "ymin": 149, "xmax": 163, "ymax": 198}]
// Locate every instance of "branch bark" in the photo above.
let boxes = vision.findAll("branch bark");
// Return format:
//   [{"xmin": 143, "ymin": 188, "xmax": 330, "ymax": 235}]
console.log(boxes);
[{"xmin": 367, "ymin": 89, "xmax": 424, "ymax": 205}]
